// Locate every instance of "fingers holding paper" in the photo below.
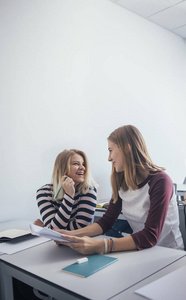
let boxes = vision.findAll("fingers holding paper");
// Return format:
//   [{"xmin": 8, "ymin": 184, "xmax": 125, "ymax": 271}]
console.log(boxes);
[{"xmin": 56, "ymin": 235, "xmax": 104, "ymax": 255}]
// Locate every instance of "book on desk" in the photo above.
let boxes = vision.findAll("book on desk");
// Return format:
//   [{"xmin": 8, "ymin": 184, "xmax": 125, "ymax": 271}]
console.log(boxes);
[
  {"xmin": 62, "ymin": 254, "xmax": 118, "ymax": 278},
  {"xmin": 0, "ymin": 229, "xmax": 31, "ymax": 243},
  {"xmin": 96, "ymin": 201, "xmax": 109, "ymax": 209}
]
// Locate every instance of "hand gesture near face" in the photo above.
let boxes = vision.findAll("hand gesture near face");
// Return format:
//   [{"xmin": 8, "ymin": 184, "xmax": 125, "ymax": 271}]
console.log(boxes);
[{"xmin": 61, "ymin": 175, "xmax": 75, "ymax": 198}]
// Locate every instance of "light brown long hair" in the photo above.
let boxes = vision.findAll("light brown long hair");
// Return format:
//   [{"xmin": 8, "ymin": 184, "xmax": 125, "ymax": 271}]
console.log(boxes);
[
  {"xmin": 52, "ymin": 149, "xmax": 97, "ymax": 200},
  {"xmin": 108, "ymin": 125, "xmax": 165, "ymax": 203}
]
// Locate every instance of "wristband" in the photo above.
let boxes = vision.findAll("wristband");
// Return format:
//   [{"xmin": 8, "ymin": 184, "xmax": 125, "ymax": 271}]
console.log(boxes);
[{"xmin": 110, "ymin": 238, "xmax": 115, "ymax": 252}]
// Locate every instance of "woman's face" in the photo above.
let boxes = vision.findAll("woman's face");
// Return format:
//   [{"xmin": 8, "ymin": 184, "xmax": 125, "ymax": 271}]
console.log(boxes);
[
  {"xmin": 108, "ymin": 140, "xmax": 124, "ymax": 172},
  {"xmin": 67, "ymin": 154, "xmax": 86, "ymax": 186}
]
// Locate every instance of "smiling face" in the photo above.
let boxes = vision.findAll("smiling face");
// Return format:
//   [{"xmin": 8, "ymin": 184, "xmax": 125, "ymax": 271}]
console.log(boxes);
[
  {"xmin": 67, "ymin": 154, "xmax": 85, "ymax": 186},
  {"xmin": 108, "ymin": 140, "xmax": 125, "ymax": 173}
]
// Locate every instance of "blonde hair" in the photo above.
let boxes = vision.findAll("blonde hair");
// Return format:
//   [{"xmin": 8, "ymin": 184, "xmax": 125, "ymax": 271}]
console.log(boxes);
[
  {"xmin": 108, "ymin": 125, "xmax": 165, "ymax": 203},
  {"xmin": 52, "ymin": 149, "xmax": 97, "ymax": 200}
]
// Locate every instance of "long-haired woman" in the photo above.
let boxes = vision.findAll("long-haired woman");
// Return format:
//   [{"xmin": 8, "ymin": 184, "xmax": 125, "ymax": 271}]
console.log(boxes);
[
  {"xmin": 34, "ymin": 149, "xmax": 97, "ymax": 230},
  {"xmin": 55, "ymin": 126, "xmax": 184, "ymax": 254}
]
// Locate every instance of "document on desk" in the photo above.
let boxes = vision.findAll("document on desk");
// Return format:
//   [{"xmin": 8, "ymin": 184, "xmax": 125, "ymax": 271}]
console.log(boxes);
[
  {"xmin": 29, "ymin": 224, "xmax": 73, "ymax": 242},
  {"xmin": 135, "ymin": 264, "xmax": 186, "ymax": 300}
]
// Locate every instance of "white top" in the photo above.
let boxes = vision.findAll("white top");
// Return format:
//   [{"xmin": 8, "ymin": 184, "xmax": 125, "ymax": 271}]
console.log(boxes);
[{"xmin": 119, "ymin": 172, "xmax": 184, "ymax": 250}]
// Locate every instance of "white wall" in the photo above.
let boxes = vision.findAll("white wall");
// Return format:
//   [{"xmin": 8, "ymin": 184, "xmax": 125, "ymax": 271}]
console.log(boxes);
[{"xmin": 0, "ymin": 0, "xmax": 186, "ymax": 222}]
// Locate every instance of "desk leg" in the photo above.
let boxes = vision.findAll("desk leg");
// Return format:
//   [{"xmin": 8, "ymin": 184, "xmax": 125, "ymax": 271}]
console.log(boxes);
[
  {"xmin": 178, "ymin": 205, "xmax": 186, "ymax": 250},
  {"xmin": 0, "ymin": 262, "xmax": 14, "ymax": 300}
]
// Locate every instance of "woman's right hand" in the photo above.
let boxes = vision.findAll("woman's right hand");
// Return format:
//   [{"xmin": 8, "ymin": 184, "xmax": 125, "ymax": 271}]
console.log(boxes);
[
  {"xmin": 55, "ymin": 235, "xmax": 104, "ymax": 255},
  {"xmin": 61, "ymin": 175, "xmax": 75, "ymax": 198}
]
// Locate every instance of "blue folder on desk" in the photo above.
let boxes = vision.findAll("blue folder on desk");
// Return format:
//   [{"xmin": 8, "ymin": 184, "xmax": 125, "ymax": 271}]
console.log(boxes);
[{"xmin": 62, "ymin": 254, "xmax": 118, "ymax": 277}]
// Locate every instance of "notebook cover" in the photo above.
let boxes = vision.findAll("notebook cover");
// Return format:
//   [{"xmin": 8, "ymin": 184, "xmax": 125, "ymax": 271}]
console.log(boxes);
[
  {"xmin": 62, "ymin": 254, "xmax": 118, "ymax": 277},
  {"xmin": 0, "ymin": 229, "xmax": 31, "ymax": 243}
]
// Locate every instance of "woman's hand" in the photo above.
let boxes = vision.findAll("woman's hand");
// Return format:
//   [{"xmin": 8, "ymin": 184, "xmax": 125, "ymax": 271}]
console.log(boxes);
[
  {"xmin": 56, "ymin": 235, "xmax": 104, "ymax": 255},
  {"xmin": 33, "ymin": 219, "xmax": 44, "ymax": 227},
  {"xmin": 61, "ymin": 175, "xmax": 75, "ymax": 198}
]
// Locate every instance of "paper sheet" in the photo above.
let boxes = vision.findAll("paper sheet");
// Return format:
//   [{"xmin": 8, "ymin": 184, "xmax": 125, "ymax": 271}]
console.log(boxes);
[
  {"xmin": 135, "ymin": 264, "xmax": 186, "ymax": 300},
  {"xmin": 30, "ymin": 224, "xmax": 73, "ymax": 242}
]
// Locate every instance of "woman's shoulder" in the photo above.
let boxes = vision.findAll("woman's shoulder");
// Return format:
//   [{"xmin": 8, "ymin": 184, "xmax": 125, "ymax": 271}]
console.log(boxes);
[
  {"xmin": 90, "ymin": 186, "xmax": 97, "ymax": 192},
  {"xmin": 37, "ymin": 184, "xmax": 53, "ymax": 193},
  {"xmin": 77, "ymin": 186, "xmax": 97, "ymax": 197},
  {"xmin": 148, "ymin": 171, "xmax": 173, "ymax": 188},
  {"xmin": 87, "ymin": 186, "xmax": 97, "ymax": 195},
  {"xmin": 149, "ymin": 171, "xmax": 172, "ymax": 180}
]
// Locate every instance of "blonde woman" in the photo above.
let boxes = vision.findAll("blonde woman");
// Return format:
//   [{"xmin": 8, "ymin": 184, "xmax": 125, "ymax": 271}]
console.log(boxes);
[
  {"xmin": 55, "ymin": 125, "xmax": 184, "ymax": 254},
  {"xmin": 34, "ymin": 149, "xmax": 97, "ymax": 230}
]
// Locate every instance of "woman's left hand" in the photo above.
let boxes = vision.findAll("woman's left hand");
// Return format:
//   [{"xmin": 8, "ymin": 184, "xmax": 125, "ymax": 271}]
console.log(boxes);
[{"xmin": 56, "ymin": 235, "xmax": 104, "ymax": 255}]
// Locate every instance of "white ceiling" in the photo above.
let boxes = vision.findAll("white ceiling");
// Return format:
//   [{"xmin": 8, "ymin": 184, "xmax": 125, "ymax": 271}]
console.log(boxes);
[{"xmin": 110, "ymin": 0, "xmax": 186, "ymax": 39}]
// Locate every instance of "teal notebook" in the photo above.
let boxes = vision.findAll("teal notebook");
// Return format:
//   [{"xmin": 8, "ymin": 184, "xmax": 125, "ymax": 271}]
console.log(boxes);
[{"xmin": 62, "ymin": 254, "xmax": 118, "ymax": 278}]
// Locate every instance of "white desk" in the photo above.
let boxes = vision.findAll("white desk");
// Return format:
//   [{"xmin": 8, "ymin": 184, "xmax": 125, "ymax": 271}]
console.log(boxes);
[
  {"xmin": 0, "ymin": 239, "xmax": 186, "ymax": 300},
  {"xmin": 111, "ymin": 255, "xmax": 186, "ymax": 300}
]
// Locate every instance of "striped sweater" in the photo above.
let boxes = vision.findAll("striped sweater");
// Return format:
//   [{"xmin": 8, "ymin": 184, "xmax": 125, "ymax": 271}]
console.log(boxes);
[{"xmin": 36, "ymin": 184, "xmax": 97, "ymax": 230}]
